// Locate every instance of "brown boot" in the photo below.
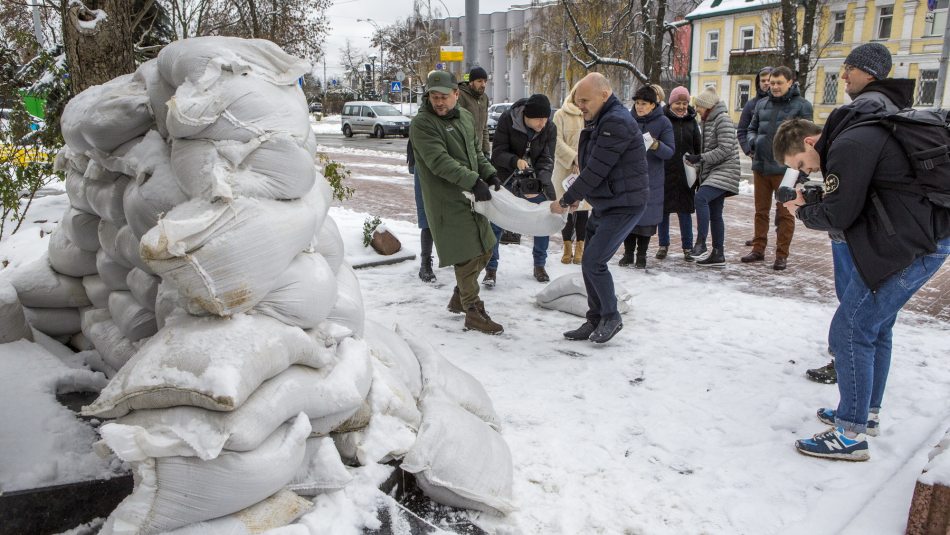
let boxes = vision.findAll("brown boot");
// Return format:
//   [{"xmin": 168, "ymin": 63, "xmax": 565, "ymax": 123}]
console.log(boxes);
[
  {"xmin": 534, "ymin": 266, "xmax": 550, "ymax": 282},
  {"xmin": 447, "ymin": 287, "xmax": 463, "ymax": 314},
  {"xmin": 573, "ymin": 241, "xmax": 584, "ymax": 264},
  {"xmin": 464, "ymin": 306, "xmax": 504, "ymax": 334},
  {"xmin": 561, "ymin": 240, "xmax": 573, "ymax": 264}
]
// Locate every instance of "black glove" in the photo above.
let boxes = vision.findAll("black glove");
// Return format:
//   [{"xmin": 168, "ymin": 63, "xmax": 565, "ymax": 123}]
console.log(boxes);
[
  {"xmin": 543, "ymin": 184, "xmax": 556, "ymax": 201},
  {"xmin": 472, "ymin": 179, "xmax": 492, "ymax": 201},
  {"xmin": 485, "ymin": 174, "xmax": 502, "ymax": 191},
  {"xmin": 685, "ymin": 153, "xmax": 702, "ymax": 165}
]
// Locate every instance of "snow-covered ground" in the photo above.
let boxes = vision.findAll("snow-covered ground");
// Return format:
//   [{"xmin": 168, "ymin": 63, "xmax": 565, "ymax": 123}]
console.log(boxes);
[
  {"xmin": 311, "ymin": 114, "xmax": 343, "ymax": 135},
  {"xmin": 2, "ymin": 151, "xmax": 949, "ymax": 534}
]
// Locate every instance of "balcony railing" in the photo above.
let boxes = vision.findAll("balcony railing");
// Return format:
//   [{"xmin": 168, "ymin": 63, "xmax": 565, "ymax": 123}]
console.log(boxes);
[{"xmin": 727, "ymin": 48, "xmax": 784, "ymax": 75}]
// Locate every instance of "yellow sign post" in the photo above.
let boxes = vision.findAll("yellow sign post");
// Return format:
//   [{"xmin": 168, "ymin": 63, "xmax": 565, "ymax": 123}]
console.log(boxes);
[{"xmin": 440, "ymin": 46, "xmax": 464, "ymax": 62}]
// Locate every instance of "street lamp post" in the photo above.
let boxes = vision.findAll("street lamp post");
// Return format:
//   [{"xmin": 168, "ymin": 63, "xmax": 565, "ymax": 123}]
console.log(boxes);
[
  {"xmin": 368, "ymin": 54, "xmax": 377, "ymax": 99},
  {"xmin": 358, "ymin": 18, "xmax": 385, "ymax": 99}
]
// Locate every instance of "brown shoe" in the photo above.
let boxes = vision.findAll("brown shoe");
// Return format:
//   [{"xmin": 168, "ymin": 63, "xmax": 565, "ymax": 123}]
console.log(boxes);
[
  {"xmin": 745, "ymin": 239, "xmax": 754, "ymax": 247},
  {"xmin": 740, "ymin": 251, "xmax": 765, "ymax": 263},
  {"xmin": 464, "ymin": 306, "xmax": 504, "ymax": 334},
  {"xmin": 447, "ymin": 287, "xmax": 463, "ymax": 314},
  {"xmin": 534, "ymin": 266, "xmax": 550, "ymax": 283},
  {"xmin": 482, "ymin": 268, "xmax": 496, "ymax": 287},
  {"xmin": 773, "ymin": 257, "xmax": 788, "ymax": 271}
]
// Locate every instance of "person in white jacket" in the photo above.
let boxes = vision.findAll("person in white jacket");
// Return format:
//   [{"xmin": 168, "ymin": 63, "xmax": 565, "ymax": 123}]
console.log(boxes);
[{"xmin": 551, "ymin": 82, "xmax": 591, "ymax": 264}]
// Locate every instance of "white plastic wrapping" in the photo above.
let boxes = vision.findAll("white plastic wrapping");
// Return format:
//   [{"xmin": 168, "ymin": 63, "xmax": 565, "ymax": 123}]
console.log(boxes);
[
  {"xmin": 134, "ymin": 59, "xmax": 173, "ymax": 137},
  {"xmin": 289, "ymin": 437, "xmax": 353, "ymax": 495},
  {"xmin": 251, "ymin": 252, "xmax": 337, "ymax": 329},
  {"xmin": 162, "ymin": 489, "xmax": 313, "ymax": 535},
  {"xmin": 22, "ymin": 306, "xmax": 81, "ymax": 337},
  {"xmin": 114, "ymin": 225, "xmax": 152, "ymax": 274},
  {"xmin": 97, "ymin": 220, "xmax": 124, "ymax": 267},
  {"xmin": 108, "ymin": 291, "xmax": 158, "ymax": 342},
  {"xmin": 81, "ymin": 275, "xmax": 111, "ymax": 310},
  {"xmin": 156, "ymin": 36, "xmax": 312, "ymax": 89},
  {"xmin": 48, "ymin": 226, "xmax": 98, "ymax": 278},
  {"xmin": 313, "ymin": 215, "xmax": 345, "ymax": 275},
  {"xmin": 81, "ymin": 308, "xmax": 138, "ymax": 372},
  {"xmin": 464, "ymin": 187, "xmax": 567, "ymax": 237},
  {"xmin": 326, "ymin": 264, "xmax": 365, "ymax": 338},
  {"xmin": 126, "ymin": 268, "xmax": 159, "ymax": 311},
  {"xmin": 85, "ymin": 175, "xmax": 130, "ymax": 226},
  {"xmin": 535, "ymin": 272, "xmax": 630, "ymax": 318},
  {"xmin": 64, "ymin": 170, "xmax": 94, "ymax": 213},
  {"xmin": 61, "ymin": 207, "xmax": 102, "ymax": 252},
  {"xmin": 122, "ymin": 153, "xmax": 189, "ymax": 239},
  {"xmin": 362, "ymin": 320, "xmax": 422, "ymax": 399},
  {"xmin": 8, "ymin": 255, "xmax": 91, "ymax": 308},
  {"xmin": 60, "ymin": 73, "xmax": 152, "ymax": 155},
  {"xmin": 96, "ymin": 249, "xmax": 131, "ymax": 292}
]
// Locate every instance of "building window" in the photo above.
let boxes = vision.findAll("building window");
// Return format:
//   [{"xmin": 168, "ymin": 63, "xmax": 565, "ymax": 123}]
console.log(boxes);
[
  {"xmin": 876, "ymin": 6, "xmax": 893, "ymax": 39},
  {"xmin": 925, "ymin": 0, "xmax": 949, "ymax": 36},
  {"xmin": 740, "ymin": 27, "xmax": 754, "ymax": 50},
  {"xmin": 916, "ymin": 69, "xmax": 939, "ymax": 106},
  {"xmin": 832, "ymin": 12, "xmax": 846, "ymax": 43},
  {"xmin": 822, "ymin": 73, "xmax": 839, "ymax": 104},
  {"xmin": 706, "ymin": 31, "xmax": 719, "ymax": 60},
  {"xmin": 735, "ymin": 81, "xmax": 750, "ymax": 110}
]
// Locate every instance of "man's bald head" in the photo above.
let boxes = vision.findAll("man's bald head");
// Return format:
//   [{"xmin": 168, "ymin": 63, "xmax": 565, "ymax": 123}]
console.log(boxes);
[{"xmin": 573, "ymin": 72, "xmax": 612, "ymax": 121}]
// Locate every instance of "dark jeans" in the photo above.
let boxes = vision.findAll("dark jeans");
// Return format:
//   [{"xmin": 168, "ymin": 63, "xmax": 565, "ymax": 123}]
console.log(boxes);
[
  {"xmin": 658, "ymin": 211, "xmax": 693, "ymax": 249},
  {"xmin": 561, "ymin": 210, "xmax": 589, "ymax": 241},
  {"xmin": 583, "ymin": 209, "xmax": 644, "ymax": 323},
  {"xmin": 414, "ymin": 170, "xmax": 428, "ymax": 230},
  {"xmin": 695, "ymin": 185, "xmax": 727, "ymax": 250}
]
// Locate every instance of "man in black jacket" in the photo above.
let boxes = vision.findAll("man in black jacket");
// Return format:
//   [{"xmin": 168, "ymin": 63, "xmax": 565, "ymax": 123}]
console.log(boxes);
[
  {"xmin": 550, "ymin": 72, "xmax": 649, "ymax": 344},
  {"xmin": 736, "ymin": 66, "xmax": 772, "ymax": 156},
  {"xmin": 484, "ymin": 93, "xmax": 558, "ymax": 285},
  {"xmin": 774, "ymin": 117, "xmax": 950, "ymax": 461}
]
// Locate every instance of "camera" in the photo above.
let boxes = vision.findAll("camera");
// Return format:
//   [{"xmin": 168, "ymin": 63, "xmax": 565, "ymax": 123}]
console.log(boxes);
[
  {"xmin": 511, "ymin": 167, "xmax": 543, "ymax": 195},
  {"xmin": 776, "ymin": 168, "xmax": 823, "ymax": 204}
]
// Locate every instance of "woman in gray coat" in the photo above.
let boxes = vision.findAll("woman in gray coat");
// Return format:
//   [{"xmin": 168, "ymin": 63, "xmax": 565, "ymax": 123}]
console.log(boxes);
[{"xmin": 684, "ymin": 87, "xmax": 740, "ymax": 267}]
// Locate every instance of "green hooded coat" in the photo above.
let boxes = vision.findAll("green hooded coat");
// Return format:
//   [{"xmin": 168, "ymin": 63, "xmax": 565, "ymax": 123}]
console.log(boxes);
[{"xmin": 410, "ymin": 98, "xmax": 497, "ymax": 267}]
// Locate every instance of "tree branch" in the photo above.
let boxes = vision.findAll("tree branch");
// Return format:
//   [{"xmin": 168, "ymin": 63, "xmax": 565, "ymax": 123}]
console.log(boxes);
[{"xmin": 561, "ymin": 0, "xmax": 649, "ymax": 84}]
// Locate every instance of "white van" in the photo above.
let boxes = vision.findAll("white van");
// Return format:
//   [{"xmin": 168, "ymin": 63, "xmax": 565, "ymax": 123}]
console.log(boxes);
[{"xmin": 341, "ymin": 101, "xmax": 411, "ymax": 138}]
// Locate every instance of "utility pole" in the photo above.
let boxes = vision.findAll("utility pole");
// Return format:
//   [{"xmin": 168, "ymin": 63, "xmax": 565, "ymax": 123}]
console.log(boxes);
[
  {"xmin": 935, "ymin": 8, "xmax": 950, "ymax": 108},
  {"xmin": 465, "ymin": 0, "xmax": 478, "ymax": 72},
  {"xmin": 322, "ymin": 56, "xmax": 327, "ymax": 102}
]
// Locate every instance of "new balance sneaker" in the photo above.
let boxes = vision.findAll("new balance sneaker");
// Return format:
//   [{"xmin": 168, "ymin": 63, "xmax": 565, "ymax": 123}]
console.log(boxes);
[
  {"xmin": 817, "ymin": 408, "xmax": 880, "ymax": 437},
  {"xmin": 795, "ymin": 427, "xmax": 869, "ymax": 461},
  {"xmin": 806, "ymin": 360, "xmax": 837, "ymax": 384}
]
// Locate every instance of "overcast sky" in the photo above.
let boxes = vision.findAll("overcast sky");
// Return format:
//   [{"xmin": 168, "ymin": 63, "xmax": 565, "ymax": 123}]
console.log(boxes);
[{"xmin": 318, "ymin": 0, "xmax": 519, "ymax": 81}]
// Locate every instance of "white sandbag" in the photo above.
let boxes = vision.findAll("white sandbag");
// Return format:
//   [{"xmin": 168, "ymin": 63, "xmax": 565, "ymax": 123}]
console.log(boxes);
[
  {"xmin": 100, "ymin": 414, "xmax": 311, "ymax": 535},
  {"xmin": 463, "ymin": 187, "xmax": 566, "ymax": 237},
  {"xmin": 535, "ymin": 272, "xmax": 630, "ymax": 317},
  {"xmin": 81, "ymin": 275, "xmax": 110, "ymax": 310},
  {"xmin": 108, "ymin": 291, "xmax": 158, "ymax": 342},
  {"xmin": 166, "ymin": 73, "xmax": 311, "ymax": 142},
  {"xmin": 114, "ymin": 225, "xmax": 152, "ymax": 274},
  {"xmin": 0, "ymin": 280, "xmax": 33, "ymax": 343},
  {"xmin": 69, "ymin": 331, "xmax": 95, "ymax": 351},
  {"xmin": 81, "ymin": 308, "xmax": 138, "ymax": 371},
  {"xmin": 363, "ymin": 319, "xmax": 422, "ymax": 400},
  {"xmin": 97, "ymin": 219, "xmax": 123, "ymax": 266},
  {"xmin": 153, "ymin": 279, "xmax": 184, "ymax": 330},
  {"xmin": 401, "ymin": 398, "xmax": 514, "ymax": 516},
  {"xmin": 64, "ymin": 170, "xmax": 94, "ymax": 213},
  {"xmin": 96, "ymin": 249, "xmax": 131, "ymax": 291},
  {"xmin": 325, "ymin": 264, "xmax": 365, "ymax": 338},
  {"xmin": 48, "ymin": 226, "xmax": 98, "ymax": 277},
  {"xmin": 85, "ymin": 175, "xmax": 129, "ymax": 226},
  {"xmin": 251, "ymin": 252, "xmax": 337, "ymax": 329},
  {"xmin": 134, "ymin": 59, "xmax": 173, "ymax": 137},
  {"xmin": 397, "ymin": 325, "xmax": 501, "ymax": 431},
  {"xmin": 61, "ymin": 73, "xmax": 152, "ymax": 155},
  {"xmin": 81, "ymin": 313, "xmax": 333, "ymax": 419},
  {"xmin": 156, "ymin": 36, "xmax": 311, "ymax": 89},
  {"xmin": 140, "ymin": 184, "xmax": 328, "ymax": 317},
  {"xmin": 123, "ymin": 170, "xmax": 189, "ymax": 241},
  {"xmin": 313, "ymin": 215, "xmax": 344, "ymax": 274},
  {"xmin": 171, "ymin": 134, "xmax": 316, "ymax": 201},
  {"xmin": 61, "ymin": 207, "xmax": 102, "ymax": 252},
  {"xmin": 22, "ymin": 306, "xmax": 81, "ymax": 337},
  {"xmin": 126, "ymin": 268, "xmax": 159, "ymax": 311},
  {"xmin": 289, "ymin": 437, "xmax": 353, "ymax": 495},
  {"xmin": 103, "ymin": 339, "xmax": 372, "ymax": 461},
  {"xmin": 162, "ymin": 489, "xmax": 313, "ymax": 535},
  {"xmin": 8, "ymin": 255, "xmax": 90, "ymax": 308}
]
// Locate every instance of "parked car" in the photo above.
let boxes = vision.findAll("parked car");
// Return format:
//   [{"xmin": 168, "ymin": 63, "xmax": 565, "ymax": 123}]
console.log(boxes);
[
  {"xmin": 341, "ymin": 101, "xmax": 411, "ymax": 138},
  {"xmin": 487, "ymin": 102, "xmax": 511, "ymax": 123},
  {"xmin": 308, "ymin": 101, "xmax": 323, "ymax": 113},
  {"xmin": 487, "ymin": 116, "xmax": 497, "ymax": 141}
]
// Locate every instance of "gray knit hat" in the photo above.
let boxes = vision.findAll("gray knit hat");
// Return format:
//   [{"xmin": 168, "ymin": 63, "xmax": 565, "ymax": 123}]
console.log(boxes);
[
  {"xmin": 694, "ymin": 86, "xmax": 719, "ymax": 109},
  {"xmin": 844, "ymin": 43, "xmax": 892, "ymax": 80}
]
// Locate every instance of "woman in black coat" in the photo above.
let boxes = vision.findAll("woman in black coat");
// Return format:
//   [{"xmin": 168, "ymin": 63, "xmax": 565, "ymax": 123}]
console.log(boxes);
[{"xmin": 659, "ymin": 86, "xmax": 702, "ymax": 261}]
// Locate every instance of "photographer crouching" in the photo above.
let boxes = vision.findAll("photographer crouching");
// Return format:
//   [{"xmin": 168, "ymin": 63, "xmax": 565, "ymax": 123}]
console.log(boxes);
[
  {"xmin": 773, "ymin": 118, "xmax": 950, "ymax": 461},
  {"xmin": 485, "ymin": 93, "xmax": 558, "ymax": 286}
]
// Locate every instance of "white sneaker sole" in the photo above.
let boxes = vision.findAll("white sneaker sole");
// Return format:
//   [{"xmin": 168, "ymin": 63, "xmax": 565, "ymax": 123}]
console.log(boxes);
[{"xmin": 795, "ymin": 446, "xmax": 870, "ymax": 462}]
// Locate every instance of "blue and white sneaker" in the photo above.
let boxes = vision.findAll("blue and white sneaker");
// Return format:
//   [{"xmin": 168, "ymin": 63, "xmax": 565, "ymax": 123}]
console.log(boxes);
[
  {"xmin": 795, "ymin": 426, "xmax": 870, "ymax": 461},
  {"xmin": 817, "ymin": 408, "xmax": 879, "ymax": 437}
]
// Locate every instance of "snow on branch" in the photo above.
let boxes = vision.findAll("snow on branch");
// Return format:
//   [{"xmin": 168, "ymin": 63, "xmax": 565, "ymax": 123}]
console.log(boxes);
[
  {"xmin": 68, "ymin": 0, "xmax": 109, "ymax": 35},
  {"xmin": 561, "ymin": 0, "xmax": 649, "ymax": 84}
]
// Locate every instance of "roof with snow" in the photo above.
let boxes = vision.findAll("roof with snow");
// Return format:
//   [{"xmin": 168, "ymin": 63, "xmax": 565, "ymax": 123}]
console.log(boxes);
[{"xmin": 686, "ymin": 0, "xmax": 781, "ymax": 20}]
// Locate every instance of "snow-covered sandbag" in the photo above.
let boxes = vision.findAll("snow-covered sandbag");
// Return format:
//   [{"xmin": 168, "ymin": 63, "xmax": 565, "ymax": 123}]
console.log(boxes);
[
  {"xmin": 96, "ymin": 249, "xmax": 131, "ymax": 291},
  {"xmin": 114, "ymin": 225, "xmax": 151, "ymax": 274},
  {"xmin": 398, "ymin": 325, "xmax": 501, "ymax": 430},
  {"xmin": 171, "ymin": 134, "xmax": 316, "ymax": 201},
  {"xmin": 85, "ymin": 175, "xmax": 129, "ymax": 226},
  {"xmin": 103, "ymin": 339, "xmax": 372, "ymax": 461},
  {"xmin": 61, "ymin": 207, "xmax": 101, "ymax": 252},
  {"xmin": 61, "ymin": 73, "xmax": 152, "ymax": 155},
  {"xmin": 81, "ymin": 275, "xmax": 110, "ymax": 310},
  {"xmin": 314, "ymin": 215, "xmax": 344, "ymax": 274},
  {"xmin": 166, "ymin": 73, "xmax": 311, "ymax": 142},
  {"xmin": 140, "ymin": 185, "xmax": 328, "ymax": 317},
  {"xmin": 48, "ymin": 227, "xmax": 98, "ymax": 277},
  {"xmin": 82, "ymin": 313, "xmax": 333, "ymax": 419},
  {"xmin": 463, "ymin": 187, "xmax": 566, "ymax": 237},
  {"xmin": 8, "ymin": 255, "xmax": 90, "ymax": 308},
  {"xmin": 64, "ymin": 170, "xmax": 94, "ymax": 213},
  {"xmin": 123, "ymin": 157, "xmax": 189, "ymax": 240},
  {"xmin": 97, "ymin": 219, "xmax": 123, "ymax": 265},
  {"xmin": 100, "ymin": 414, "xmax": 311, "ymax": 535},
  {"xmin": 108, "ymin": 291, "xmax": 158, "ymax": 342},
  {"xmin": 289, "ymin": 437, "xmax": 353, "ymax": 495},
  {"xmin": 162, "ymin": 489, "xmax": 313, "ymax": 535},
  {"xmin": 251, "ymin": 252, "xmax": 337, "ymax": 329},
  {"xmin": 156, "ymin": 36, "xmax": 311, "ymax": 89},
  {"xmin": 325, "ymin": 264, "xmax": 365, "ymax": 337},
  {"xmin": 0, "ymin": 280, "xmax": 33, "ymax": 343},
  {"xmin": 81, "ymin": 309, "xmax": 138, "ymax": 371},
  {"xmin": 69, "ymin": 331, "xmax": 95, "ymax": 351},
  {"xmin": 22, "ymin": 306, "xmax": 81, "ymax": 337},
  {"xmin": 134, "ymin": 59, "xmax": 173, "ymax": 137},
  {"xmin": 535, "ymin": 272, "xmax": 630, "ymax": 317},
  {"xmin": 402, "ymin": 398, "xmax": 514, "ymax": 515},
  {"xmin": 153, "ymin": 279, "xmax": 184, "ymax": 330},
  {"xmin": 363, "ymin": 320, "xmax": 422, "ymax": 399},
  {"xmin": 126, "ymin": 268, "xmax": 159, "ymax": 311}
]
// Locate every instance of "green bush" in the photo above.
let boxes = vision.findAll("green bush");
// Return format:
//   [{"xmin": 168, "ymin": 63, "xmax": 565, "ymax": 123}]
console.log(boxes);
[
  {"xmin": 362, "ymin": 216, "xmax": 382, "ymax": 247},
  {"xmin": 318, "ymin": 152, "xmax": 355, "ymax": 201}
]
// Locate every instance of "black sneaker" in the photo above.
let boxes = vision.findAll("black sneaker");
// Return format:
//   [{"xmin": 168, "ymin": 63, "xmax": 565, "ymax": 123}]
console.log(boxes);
[
  {"xmin": 696, "ymin": 248, "xmax": 725, "ymax": 267},
  {"xmin": 683, "ymin": 248, "xmax": 694, "ymax": 262},
  {"xmin": 806, "ymin": 361, "xmax": 837, "ymax": 384},
  {"xmin": 589, "ymin": 317, "xmax": 623, "ymax": 344},
  {"xmin": 564, "ymin": 321, "xmax": 597, "ymax": 340},
  {"xmin": 689, "ymin": 243, "xmax": 708, "ymax": 260},
  {"xmin": 418, "ymin": 256, "xmax": 436, "ymax": 283}
]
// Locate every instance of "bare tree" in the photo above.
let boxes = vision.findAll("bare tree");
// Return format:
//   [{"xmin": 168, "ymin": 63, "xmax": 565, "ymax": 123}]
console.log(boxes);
[
  {"xmin": 62, "ymin": 1, "xmax": 135, "ymax": 93},
  {"xmin": 371, "ymin": 13, "xmax": 446, "ymax": 86},
  {"xmin": 768, "ymin": 0, "xmax": 832, "ymax": 92},
  {"xmin": 199, "ymin": 0, "xmax": 331, "ymax": 62}
]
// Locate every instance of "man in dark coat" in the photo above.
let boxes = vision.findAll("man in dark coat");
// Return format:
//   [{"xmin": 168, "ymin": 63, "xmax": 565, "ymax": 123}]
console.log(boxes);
[
  {"xmin": 458, "ymin": 66, "xmax": 491, "ymax": 156},
  {"xmin": 485, "ymin": 93, "xmax": 558, "ymax": 285},
  {"xmin": 550, "ymin": 72, "xmax": 649, "ymax": 344},
  {"xmin": 737, "ymin": 66, "xmax": 772, "ymax": 156},
  {"xmin": 744, "ymin": 66, "xmax": 813, "ymax": 270},
  {"xmin": 775, "ymin": 117, "xmax": 950, "ymax": 461}
]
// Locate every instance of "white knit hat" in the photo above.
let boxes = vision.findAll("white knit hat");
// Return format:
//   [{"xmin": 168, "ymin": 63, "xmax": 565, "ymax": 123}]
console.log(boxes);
[{"xmin": 694, "ymin": 87, "xmax": 719, "ymax": 109}]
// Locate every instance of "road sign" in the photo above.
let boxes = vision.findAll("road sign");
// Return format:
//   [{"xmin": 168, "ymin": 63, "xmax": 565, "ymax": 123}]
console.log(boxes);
[
  {"xmin": 395, "ymin": 70, "xmax": 405, "ymax": 82},
  {"xmin": 331, "ymin": 79, "xmax": 338, "ymax": 86},
  {"xmin": 390, "ymin": 81, "xmax": 402, "ymax": 93},
  {"xmin": 440, "ymin": 46, "xmax": 464, "ymax": 62},
  {"xmin": 435, "ymin": 63, "xmax": 444, "ymax": 70}
]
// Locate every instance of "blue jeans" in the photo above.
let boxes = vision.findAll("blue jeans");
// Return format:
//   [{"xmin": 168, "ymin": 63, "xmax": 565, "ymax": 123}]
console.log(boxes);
[
  {"xmin": 583, "ymin": 209, "xmax": 644, "ymax": 323},
  {"xmin": 658, "ymin": 212, "xmax": 694, "ymax": 249},
  {"xmin": 831, "ymin": 236, "xmax": 950, "ymax": 434},
  {"xmin": 488, "ymin": 194, "xmax": 550, "ymax": 269},
  {"xmin": 414, "ymin": 170, "xmax": 428, "ymax": 229},
  {"xmin": 831, "ymin": 239, "xmax": 849, "ymax": 301},
  {"xmin": 695, "ymin": 186, "xmax": 727, "ymax": 250}
]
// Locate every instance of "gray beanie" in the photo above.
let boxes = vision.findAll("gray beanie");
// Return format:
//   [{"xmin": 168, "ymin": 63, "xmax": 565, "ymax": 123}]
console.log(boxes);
[
  {"xmin": 694, "ymin": 86, "xmax": 719, "ymax": 109},
  {"xmin": 844, "ymin": 43, "xmax": 892, "ymax": 80}
]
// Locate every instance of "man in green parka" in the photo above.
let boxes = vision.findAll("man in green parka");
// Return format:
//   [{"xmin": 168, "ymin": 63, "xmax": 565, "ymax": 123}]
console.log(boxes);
[
  {"xmin": 457, "ymin": 66, "xmax": 490, "ymax": 156},
  {"xmin": 410, "ymin": 70, "xmax": 504, "ymax": 335}
]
